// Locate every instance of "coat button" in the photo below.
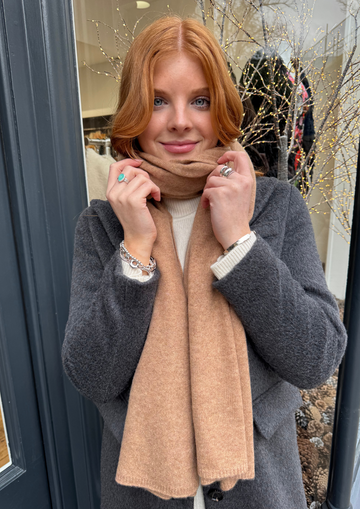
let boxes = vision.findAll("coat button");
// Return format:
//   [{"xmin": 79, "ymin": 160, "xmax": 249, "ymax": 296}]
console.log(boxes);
[{"xmin": 207, "ymin": 488, "xmax": 224, "ymax": 502}]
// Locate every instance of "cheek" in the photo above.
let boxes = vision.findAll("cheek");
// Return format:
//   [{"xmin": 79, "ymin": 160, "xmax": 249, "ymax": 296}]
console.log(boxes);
[
  {"xmin": 138, "ymin": 127, "xmax": 154, "ymax": 150},
  {"xmin": 138, "ymin": 116, "xmax": 162, "ymax": 147},
  {"xmin": 202, "ymin": 116, "xmax": 217, "ymax": 144}
]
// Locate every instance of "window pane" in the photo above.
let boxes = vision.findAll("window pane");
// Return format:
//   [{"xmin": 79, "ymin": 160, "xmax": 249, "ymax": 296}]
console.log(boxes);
[
  {"xmin": 0, "ymin": 394, "xmax": 11, "ymax": 472},
  {"xmin": 73, "ymin": 1, "xmax": 359, "ymax": 507}
]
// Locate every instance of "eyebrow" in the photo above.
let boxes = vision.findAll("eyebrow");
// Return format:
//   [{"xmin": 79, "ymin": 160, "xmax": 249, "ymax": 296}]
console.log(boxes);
[{"xmin": 154, "ymin": 87, "xmax": 210, "ymax": 96}]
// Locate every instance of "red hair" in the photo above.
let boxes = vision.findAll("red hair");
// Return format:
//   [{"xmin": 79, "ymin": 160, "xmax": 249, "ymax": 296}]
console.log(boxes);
[{"xmin": 111, "ymin": 16, "xmax": 243, "ymax": 157}]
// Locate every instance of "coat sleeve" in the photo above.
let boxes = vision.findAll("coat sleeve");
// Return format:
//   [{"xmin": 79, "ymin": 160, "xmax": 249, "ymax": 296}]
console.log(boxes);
[
  {"xmin": 213, "ymin": 185, "xmax": 347, "ymax": 389},
  {"xmin": 62, "ymin": 209, "xmax": 159, "ymax": 404}
]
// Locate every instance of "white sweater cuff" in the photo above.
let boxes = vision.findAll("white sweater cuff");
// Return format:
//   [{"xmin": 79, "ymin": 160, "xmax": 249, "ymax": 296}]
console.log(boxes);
[
  {"xmin": 121, "ymin": 259, "xmax": 154, "ymax": 282},
  {"xmin": 211, "ymin": 231, "xmax": 257, "ymax": 280}
]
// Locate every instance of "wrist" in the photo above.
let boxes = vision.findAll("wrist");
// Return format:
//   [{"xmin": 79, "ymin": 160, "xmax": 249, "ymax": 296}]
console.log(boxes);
[
  {"xmin": 123, "ymin": 237, "xmax": 154, "ymax": 265},
  {"xmin": 120, "ymin": 241, "xmax": 156, "ymax": 276},
  {"xmin": 223, "ymin": 230, "xmax": 256, "ymax": 255},
  {"xmin": 220, "ymin": 226, "xmax": 251, "ymax": 251}
]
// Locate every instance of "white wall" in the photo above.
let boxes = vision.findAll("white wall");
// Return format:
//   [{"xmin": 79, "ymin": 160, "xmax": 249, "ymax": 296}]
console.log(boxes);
[
  {"xmin": 325, "ymin": 12, "xmax": 358, "ymax": 300},
  {"xmin": 78, "ymin": 59, "xmax": 119, "ymax": 117}
]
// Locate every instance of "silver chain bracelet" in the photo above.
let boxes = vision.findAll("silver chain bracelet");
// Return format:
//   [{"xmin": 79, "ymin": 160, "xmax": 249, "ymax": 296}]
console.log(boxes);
[{"xmin": 119, "ymin": 241, "xmax": 157, "ymax": 275}]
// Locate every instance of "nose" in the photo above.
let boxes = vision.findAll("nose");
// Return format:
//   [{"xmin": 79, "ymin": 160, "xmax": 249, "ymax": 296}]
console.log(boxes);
[{"xmin": 167, "ymin": 102, "xmax": 193, "ymax": 132}]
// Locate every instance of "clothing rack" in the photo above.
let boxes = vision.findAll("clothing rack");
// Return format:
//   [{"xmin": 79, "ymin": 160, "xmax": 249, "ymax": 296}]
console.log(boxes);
[{"xmin": 85, "ymin": 137, "xmax": 112, "ymax": 157}]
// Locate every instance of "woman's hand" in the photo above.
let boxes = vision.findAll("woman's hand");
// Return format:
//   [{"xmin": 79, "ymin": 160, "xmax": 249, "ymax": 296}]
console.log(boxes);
[
  {"xmin": 200, "ymin": 150, "xmax": 254, "ymax": 250},
  {"xmin": 106, "ymin": 159, "xmax": 161, "ymax": 264}
]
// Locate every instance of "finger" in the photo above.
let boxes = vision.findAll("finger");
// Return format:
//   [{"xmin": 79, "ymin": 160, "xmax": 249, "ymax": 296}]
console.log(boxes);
[
  {"xmin": 217, "ymin": 151, "xmax": 251, "ymax": 176},
  {"xmin": 217, "ymin": 151, "xmax": 244, "ymax": 165},
  {"xmin": 107, "ymin": 159, "xmax": 143, "ymax": 193},
  {"xmin": 124, "ymin": 173, "xmax": 161, "ymax": 202},
  {"xmin": 108, "ymin": 173, "xmax": 147, "ymax": 204},
  {"xmin": 117, "ymin": 166, "xmax": 150, "ymax": 187},
  {"xmin": 205, "ymin": 164, "xmax": 236, "ymax": 185},
  {"xmin": 201, "ymin": 187, "xmax": 215, "ymax": 209},
  {"xmin": 119, "ymin": 173, "xmax": 160, "ymax": 202},
  {"xmin": 124, "ymin": 173, "xmax": 152, "ymax": 193},
  {"xmin": 108, "ymin": 158, "xmax": 142, "ymax": 176},
  {"xmin": 205, "ymin": 166, "xmax": 224, "ymax": 184},
  {"xmin": 128, "ymin": 179, "xmax": 161, "ymax": 203},
  {"xmin": 107, "ymin": 159, "xmax": 142, "ymax": 193},
  {"xmin": 201, "ymin": 187, "xmax": 223, "ymax": 209},
  {"xmin": 200, "ymin": 191, "xmax": 209, "ymax": 209},
  {"xmin": 107, "ymin": 166, "xmax": 152, "ymax": 201},
  {"xmin": 204, "ymin": 174, "xmax": 237, "ymax": 191}
]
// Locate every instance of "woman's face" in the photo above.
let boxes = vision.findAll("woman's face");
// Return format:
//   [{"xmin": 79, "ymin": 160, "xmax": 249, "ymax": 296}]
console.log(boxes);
[{"xmin": 137, "ymin": 53, "xmax": 218, "ymax": 161}]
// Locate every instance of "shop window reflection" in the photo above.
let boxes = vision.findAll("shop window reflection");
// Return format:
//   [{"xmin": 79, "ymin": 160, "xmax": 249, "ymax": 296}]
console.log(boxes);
[{"xmin": 72, "ymin": 1, "xmax": 357, "ymax": 507}]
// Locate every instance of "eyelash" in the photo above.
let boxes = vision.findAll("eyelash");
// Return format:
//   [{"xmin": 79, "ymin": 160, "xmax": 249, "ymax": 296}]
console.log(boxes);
[
  {"xmin": 153, "ymin": 96, "xmax": 210, "ymax": 109},
  {"xmin": 154, "ymin": 97, "xmax": 165, "ymax": 108},
  {"xmin": 193, "ymin": 97, "xmax": 211, "ymax": 109}
]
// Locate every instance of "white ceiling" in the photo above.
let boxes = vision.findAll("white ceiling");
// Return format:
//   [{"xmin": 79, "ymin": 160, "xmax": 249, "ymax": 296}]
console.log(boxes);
[
  {"xmin": 73, "ymin": 0, "xmax": 199, "ymax": 66},
  {"xmin": 72, "ymin": 0, "xmax": 347, "ymax": 68}
]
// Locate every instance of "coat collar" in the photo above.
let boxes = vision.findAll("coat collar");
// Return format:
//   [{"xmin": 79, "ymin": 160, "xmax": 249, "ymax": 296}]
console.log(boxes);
[{"xmin": 250, "ymin": 177, "xmax": 279, "ymax": 227}]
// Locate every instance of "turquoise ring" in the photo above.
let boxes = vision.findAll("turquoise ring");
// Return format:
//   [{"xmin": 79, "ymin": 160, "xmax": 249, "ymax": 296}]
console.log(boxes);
[{"xmin": 118, "ymin": 173, "xmax": 129, "ymax": 184}]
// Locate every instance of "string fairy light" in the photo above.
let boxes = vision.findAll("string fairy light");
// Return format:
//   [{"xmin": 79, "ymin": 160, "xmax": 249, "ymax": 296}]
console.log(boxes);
[{"xmin": 81, "ymin": 0, "xmax": 360, "ymax": 246}]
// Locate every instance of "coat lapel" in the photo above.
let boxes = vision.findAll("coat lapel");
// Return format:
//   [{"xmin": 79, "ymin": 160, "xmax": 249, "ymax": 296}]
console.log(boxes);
[{"xmin": 250, "ymin": 177, "xmax": 279, "ymax": 227}]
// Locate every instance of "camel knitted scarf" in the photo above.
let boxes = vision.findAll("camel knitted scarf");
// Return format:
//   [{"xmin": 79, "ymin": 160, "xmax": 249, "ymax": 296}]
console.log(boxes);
[{"xmin": 115, "ymin": 142, "xmax": 256, "ymax": 499}]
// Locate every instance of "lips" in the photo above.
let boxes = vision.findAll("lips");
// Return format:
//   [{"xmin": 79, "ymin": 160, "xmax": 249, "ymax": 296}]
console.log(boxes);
[{"xmin": 160, "ymin": 140, "xmax": 199, "ymax": 154}]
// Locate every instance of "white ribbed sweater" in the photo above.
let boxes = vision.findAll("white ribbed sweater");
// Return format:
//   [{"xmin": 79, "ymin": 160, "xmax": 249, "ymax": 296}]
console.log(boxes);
[{"xmin": 121, "ymin": 197, "xmax": 256, "ymax": 508}]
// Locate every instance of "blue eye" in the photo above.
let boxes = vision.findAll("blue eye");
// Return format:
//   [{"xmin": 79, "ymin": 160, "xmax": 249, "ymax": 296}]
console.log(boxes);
[
  {"xmin": 154, "ymin": 97, "xmax": 164, "ymax": 107},
  {"xmin": 193, "ymin": 97, "xmax": 210, "ymax": 108}
]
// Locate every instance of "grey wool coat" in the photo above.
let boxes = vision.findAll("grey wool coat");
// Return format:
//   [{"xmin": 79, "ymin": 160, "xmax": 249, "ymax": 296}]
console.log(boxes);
[{"xmin": 62, "ymin": 177, "xmax": 347, "ymax": 509}]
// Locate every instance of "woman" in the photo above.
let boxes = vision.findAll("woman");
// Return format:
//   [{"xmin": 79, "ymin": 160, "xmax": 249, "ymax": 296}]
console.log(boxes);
[
  {"xmin": 62, "ymin": 16, "xmax": 347, "ymax": 509},
  {"xmin": 239, "ymin": 49, "xmax": 295, "ymax": 178}
]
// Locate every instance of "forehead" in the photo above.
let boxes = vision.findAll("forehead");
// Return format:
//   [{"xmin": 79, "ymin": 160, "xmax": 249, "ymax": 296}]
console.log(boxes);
[{"xmin": 153, "ymin": 52, "xmax": 209, "ymax": 89}]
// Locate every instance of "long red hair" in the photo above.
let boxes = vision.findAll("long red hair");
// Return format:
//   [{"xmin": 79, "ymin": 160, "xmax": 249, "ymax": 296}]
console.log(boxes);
[{"xmin": 111, "ymin": 16, "xmax": 243, "ymax": 157}]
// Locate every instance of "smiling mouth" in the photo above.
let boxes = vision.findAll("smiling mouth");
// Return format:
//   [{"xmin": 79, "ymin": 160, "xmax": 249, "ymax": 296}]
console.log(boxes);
[{"xmin": 160, "ymin": 141, "xmax": 199, "ymax": 154}]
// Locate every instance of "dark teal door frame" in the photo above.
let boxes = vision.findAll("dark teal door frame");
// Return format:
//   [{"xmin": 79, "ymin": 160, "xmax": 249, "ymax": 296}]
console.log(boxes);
[
  {"xmin": 0, "ymin": 109, "xmax": 52, "ymax": 509},
  {"xmin": 2, "ymin": 0, "xmax": 359, "ymax": 508},
  {"xmin": 0, "ymin": 0, "xmax": 101, "ymax": 507},
  {"xmin": 322, "ymin": 142, "xmax": 360, "ymax": 509}
]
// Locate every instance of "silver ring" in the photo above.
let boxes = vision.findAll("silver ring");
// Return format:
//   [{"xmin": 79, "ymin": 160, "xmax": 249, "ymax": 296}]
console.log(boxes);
[
  {"xmin": 118, "ymin": 173, "xmax": 129, "ymax": 184},
  {"xmin": 220, "ymin": 165, "xmax": 230, "ymax": 176},
  {"xmin": 220, "ymin": 166, "xmax": 234, "ymax": 178}
]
